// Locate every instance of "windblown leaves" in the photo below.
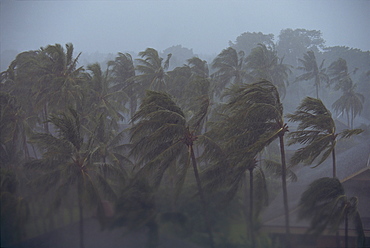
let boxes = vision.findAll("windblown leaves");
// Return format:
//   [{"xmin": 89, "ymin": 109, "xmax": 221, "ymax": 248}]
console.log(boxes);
[{"xmin": 298, "ymin": 177, "xmax": 365, "ymax": 242}]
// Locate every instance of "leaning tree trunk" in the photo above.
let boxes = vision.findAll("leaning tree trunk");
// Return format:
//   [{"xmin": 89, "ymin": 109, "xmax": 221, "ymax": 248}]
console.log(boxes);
[
  {"xmin": 279, "ymin": 133, "xmax": 291, "ymax": 248},
  {"xmin": 189, "ymin": 145, "xmax": 215, "ymax": 248}
]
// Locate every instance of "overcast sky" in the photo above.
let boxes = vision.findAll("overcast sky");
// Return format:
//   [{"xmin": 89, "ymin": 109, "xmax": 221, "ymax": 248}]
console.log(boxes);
[{"xmin": 1, "ymin": 0, "xmax": 369, "ymax": 56}]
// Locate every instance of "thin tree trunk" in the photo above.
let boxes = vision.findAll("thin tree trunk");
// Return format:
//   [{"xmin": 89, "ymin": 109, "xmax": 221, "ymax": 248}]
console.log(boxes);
[
  {"xmin": 346, "ymin": 110, "xmax": 350, "ymax": 128},
  {"xmin": 78, "ymin": 183, "xmax": 85, "ymax": 248},
  {"xmin": 332, "ymin": 147, "xmax": 336, "ymax": 178},
  {"xmin": 43, "ymin": 104, "xmax": 49, "ymax": 133},
  {"xmin": 249, "ymin": 168, "xmax": 255, "ymax": 248},
  {"xmin": 316, "ymin": 82, "xmax": 319, "ymax": 99},
  {"xmin": 279, "ymin": 134, "xmax": 291, "ymax": 248},
  {"xmin": 189, "ymin": 145, "xmax": 215, "ymax": 248}
]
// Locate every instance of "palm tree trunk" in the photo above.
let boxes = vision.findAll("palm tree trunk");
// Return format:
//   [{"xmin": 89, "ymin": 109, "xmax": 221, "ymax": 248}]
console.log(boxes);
[
  {"xmin": 332, "ymin": 147, "xmax": 336, "ymax": 178},
  {"xmin": 315, "ymin": 80, "xmax": 319, "ymax": 99},
  {"xmin": 43, "ymin": 104, "xmax": 49, "ymax": 133},
  {"xmin": 77, "ymin": 183, "xmax": 85, "ymax": 248},
  {"xmin": 189, "ymin": 145, "xmax": 215, "ymax": 248},
  {"xmin": 279, "ymin": 134, "xmax": 291, "ymax": 248},
  {"xmin": 249, "ymin": 168, "xmax": 255, "ymax": 248}
]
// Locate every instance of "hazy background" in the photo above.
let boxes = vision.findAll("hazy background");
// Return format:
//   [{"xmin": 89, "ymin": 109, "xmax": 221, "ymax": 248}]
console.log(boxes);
[{"xmin": 1, "ymin": 0, "xmax": 369, "ymax": 59}]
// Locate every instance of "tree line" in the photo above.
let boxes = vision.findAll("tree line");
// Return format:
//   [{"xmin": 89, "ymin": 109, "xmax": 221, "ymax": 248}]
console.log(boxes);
[{"xmin": 1, "ymin": 28, "xmax": 369, "ymax": 248}]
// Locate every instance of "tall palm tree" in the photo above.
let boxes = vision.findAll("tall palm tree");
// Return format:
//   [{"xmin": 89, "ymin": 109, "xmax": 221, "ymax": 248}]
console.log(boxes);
[
  {"xmin": 295, "ymin": 50, "xmax": 329, "ymax": 99},
  {"xmin": 298, "ymin": 177, "xmax": 366, "ymax": 248},
  {"xmin": 135, "ymin": 48, "xmax": 172, "ymax": 93},
  {"xmin": 229, "ymin": 80, "xmax": 290, "ymax": 246},
  {"xmin": 287, "ymin": 97, "xmax": 363, "ymax": 178},
  {"xmin": 245, "ymin": 44, "xmax": 292, "ymax": 98},
  {"xmin": 32, "ymin": 43, "xmax": 85, "ymax": 132},
  {"xmin": 130, "ymin": 90, "xmax": 215, "ymax": 248},
  {"xmin": 1, "ymin": 51, "xmax": 41, "ymax": 132},
  {"xmin": 211, "ymin": 47, "xmax": 249, "ymax": 96},
  {"xmin": 215, "ymin": 80, "xmax": 292, "ymax": 246},
  {"xmin": 26, "ymin": 108, "xmax": 116, "ymax": 248}
]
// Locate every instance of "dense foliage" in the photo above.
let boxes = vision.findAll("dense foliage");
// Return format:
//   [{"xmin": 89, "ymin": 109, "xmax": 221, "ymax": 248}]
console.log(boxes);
[{"xmin": 1, "ymin": 28, "xmax": 369, "ymax": 248}]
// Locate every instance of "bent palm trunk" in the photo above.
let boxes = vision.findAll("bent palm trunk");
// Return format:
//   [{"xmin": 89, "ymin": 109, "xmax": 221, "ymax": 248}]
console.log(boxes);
[{"xmin": 279, "ymin": 134, "xmax": 291, "ymax": 248}]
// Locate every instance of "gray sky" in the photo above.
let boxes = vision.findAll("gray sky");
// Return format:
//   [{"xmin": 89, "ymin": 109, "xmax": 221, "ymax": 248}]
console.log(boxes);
[{"xmin": 1, "ymin": 0, "xmax": 369, "ymax": 55}]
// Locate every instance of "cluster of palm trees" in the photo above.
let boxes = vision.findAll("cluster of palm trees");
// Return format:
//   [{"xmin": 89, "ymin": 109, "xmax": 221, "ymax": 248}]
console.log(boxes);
[{"xmin": 0, "ymin": 43, "xmax": 367, "ymax": 248}]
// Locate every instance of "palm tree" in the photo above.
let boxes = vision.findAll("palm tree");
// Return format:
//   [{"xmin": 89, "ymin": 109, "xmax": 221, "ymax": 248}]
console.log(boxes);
[
  {"xmin": 327, "ymin": 58, "xmax": 351, "ymax": 89},
  {"xmin": 166, "ymin": 65, "xmax": 192, "ymax": 101},
  {"xmin": 234, "ymin": 80, "xmax": 291, "ymax": 245},
  {"xmin": 295, "ymin": 50, "xmax": 329, "ymax": 99},
  {"xmin": 298, "ymin": 177, "xmax": 366, "ymax": 248},
  {"xmin": 213, "ymin": 80, "xmax": 291, "ymax": 246},
  {"xmin": 327, "ymin": 58, "xmax": 364, "ymax": 128},
  {"xmin": 332, "ymin": 84, "xmax": 364, "ymax": 129},
  {"xmin": 130, "ymin": 90, "xmax": 215, "ymax": 248},
  {"xmin": 84, "ymin": 62, "xmax": 127, "ymax": 126},
  {"xmin": 287, "ymin": 97, "xmax": 363, "ymax": 178},
  {"xmin": 26, "ymin": 108, "xmax": 116, "ymax": 248},
  {"xmin": 188, "ymin": 57, "xmax": 210, "ymax": 79},
  {"xmin": 1, "ymin": 51, "xmax": 41, "ymax": 133},
  {"xmin": 110, "ymin": 52, "xmax": 137, "ymax": 120},
  {"xmin": 0, "ymin": 92, "xmax": 33, "ymax": 165},
  {"xmin": 32, "ymin": 43, "xmax": 85, "ymax": 132},
  {"xmin": 211, "ymin": 47, "xmax": 249, "ymax": 96},
  {"xmin": 168, "ymin": 57, "xmax": 213, "ymax": 131},
  {"xmin": 245, "ymin": 44, "xmax": 292, "ymax": 98},
  {"xmin": 135, "ymin": 48, "xmax": 172, "ymax": 93},
  {"xmin": 89, "ymin": 113, "xmax": 130, "ymax": 180}
]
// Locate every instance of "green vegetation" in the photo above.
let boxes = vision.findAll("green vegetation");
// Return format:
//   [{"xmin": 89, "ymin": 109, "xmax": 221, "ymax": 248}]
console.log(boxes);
[{"xmin": 1, "ymin": 29, "xmax": 369, "ymax": 248}]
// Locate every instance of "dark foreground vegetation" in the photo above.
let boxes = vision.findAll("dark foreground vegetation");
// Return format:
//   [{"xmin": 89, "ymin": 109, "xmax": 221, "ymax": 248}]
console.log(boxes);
[{"xmin": 1, "ymin": 29, "xmax": 369, "ymax": 248}]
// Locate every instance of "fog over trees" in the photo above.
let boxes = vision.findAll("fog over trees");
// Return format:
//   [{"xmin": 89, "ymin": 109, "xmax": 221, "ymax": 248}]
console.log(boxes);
[{"xmin": 1, "ymin": 1, "xmax": 370, "ymax": 248}]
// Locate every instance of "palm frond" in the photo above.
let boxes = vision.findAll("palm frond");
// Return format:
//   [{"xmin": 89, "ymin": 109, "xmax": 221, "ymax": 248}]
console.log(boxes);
[{"xmin": 339, "ymin": 128, "xmax": 363, "ymax": 139}]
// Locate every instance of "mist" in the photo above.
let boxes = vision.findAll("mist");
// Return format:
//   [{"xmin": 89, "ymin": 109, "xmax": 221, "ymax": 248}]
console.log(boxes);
[
  {"xmin": 1, "ymin": 0, "xmax": 369, "ymax": 57},
  {"xmin": 1, "ymin": 1, "xmax": 370, "ymax": 248}
]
